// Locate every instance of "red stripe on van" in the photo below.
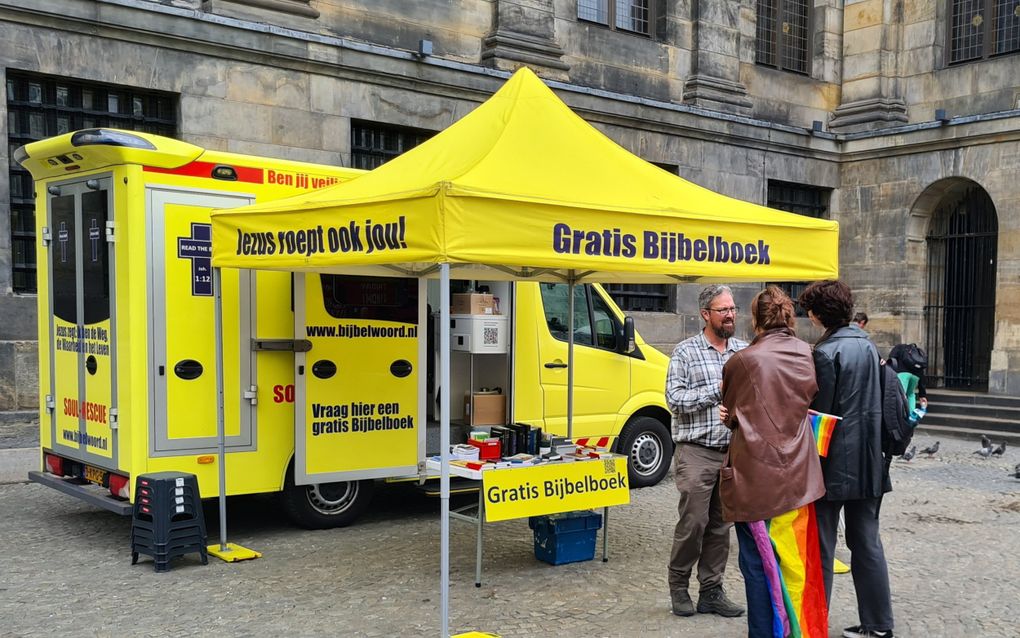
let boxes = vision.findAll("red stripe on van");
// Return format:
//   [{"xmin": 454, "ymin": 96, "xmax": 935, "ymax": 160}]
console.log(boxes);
[{"xmin": 144, "ymin": 161, "xmax": 264, "ymax": 184}]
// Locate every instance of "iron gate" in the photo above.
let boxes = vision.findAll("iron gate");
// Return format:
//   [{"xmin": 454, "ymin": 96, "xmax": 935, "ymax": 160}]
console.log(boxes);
[{"xmin": 924, "ymin": 186, "xmax": 998, "ymax": 389}]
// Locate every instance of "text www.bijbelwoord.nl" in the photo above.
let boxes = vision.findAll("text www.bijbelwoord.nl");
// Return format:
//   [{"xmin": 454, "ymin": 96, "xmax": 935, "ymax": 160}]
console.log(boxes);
[{"xmin": 305, "ymin": 324, "xmax": 417, "ymax": 339}]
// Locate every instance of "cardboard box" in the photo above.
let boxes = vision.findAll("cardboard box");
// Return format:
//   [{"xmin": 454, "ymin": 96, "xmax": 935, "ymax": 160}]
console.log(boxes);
[
  {"xmin": 452, "ymin": 293, "xmax": 496, "ymax": 315},
  {"xmin": 464, "ymin": 392, "xmax": 506, "ymax": 426}
]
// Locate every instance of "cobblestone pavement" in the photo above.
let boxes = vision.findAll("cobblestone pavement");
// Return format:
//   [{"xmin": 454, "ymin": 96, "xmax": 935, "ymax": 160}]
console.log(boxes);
[{"xmin": 1, "ymin": 432, "xmax": 1017, "ymax": 638}]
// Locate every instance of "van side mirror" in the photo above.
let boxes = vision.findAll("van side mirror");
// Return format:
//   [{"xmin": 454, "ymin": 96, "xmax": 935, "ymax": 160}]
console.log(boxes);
[{"xmin": 618, "ymin": 316, "xmax": 636, "ymax": 354}]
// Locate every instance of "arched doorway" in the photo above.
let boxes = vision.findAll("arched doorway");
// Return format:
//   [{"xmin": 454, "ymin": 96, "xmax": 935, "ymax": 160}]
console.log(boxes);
[{"xmin": 924, "ymin": 182, "xmax": 998, "ymax": 390}]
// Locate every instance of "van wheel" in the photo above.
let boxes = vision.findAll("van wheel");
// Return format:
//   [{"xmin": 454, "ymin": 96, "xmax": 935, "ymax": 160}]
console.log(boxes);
[
  {"xmin": 617, "ymin": 416, "xmax": 673, "ymax": 488},
  {"xmin": 279, "ymin": 472, "xmax": 375, "ymax": 529}
]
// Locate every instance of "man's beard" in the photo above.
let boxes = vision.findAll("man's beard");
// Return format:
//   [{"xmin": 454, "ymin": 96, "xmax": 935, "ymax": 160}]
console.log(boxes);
[{"xmin": 712, "ymin": 323, "xmax": 735, "ymax": 339}]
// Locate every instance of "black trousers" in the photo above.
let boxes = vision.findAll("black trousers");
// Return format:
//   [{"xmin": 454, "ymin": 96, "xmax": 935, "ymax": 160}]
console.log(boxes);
[{"xmin": 816, "ymin": 497, "xmax": 894, "ymax": 632}]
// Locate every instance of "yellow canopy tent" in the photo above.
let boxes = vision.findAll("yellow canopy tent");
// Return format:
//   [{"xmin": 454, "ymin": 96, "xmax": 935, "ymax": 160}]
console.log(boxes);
[
  {"xmin": 211, "ymin": 67, "xmax": 837, "ymax": 283},
  {"xmin": 209, "ymin": 67, "xmax": 839, "ymax": 637}
]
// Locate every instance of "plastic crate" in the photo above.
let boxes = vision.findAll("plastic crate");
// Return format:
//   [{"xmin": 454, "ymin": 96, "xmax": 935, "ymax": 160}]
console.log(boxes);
[
  {"xmin": 529, "ymin": 510, "xmax": 602, "ymax": 565},
  {"xmin": 467, "ymin": 437, "xmax": 501, "ymax": 460}
]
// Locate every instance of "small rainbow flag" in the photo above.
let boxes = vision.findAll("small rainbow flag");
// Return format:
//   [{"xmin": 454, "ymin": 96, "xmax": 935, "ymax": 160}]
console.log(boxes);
[{"xmin": 808, "ymin": 409, "xmax": 840, "ymax": 457}]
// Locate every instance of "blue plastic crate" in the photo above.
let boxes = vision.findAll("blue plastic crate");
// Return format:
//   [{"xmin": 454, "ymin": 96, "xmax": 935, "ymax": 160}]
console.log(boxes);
[
  {"xmin": 530, "ymin": 510, "xmax": 602, "ymax": 565},
  {"xmin": 528, "ymin": 510, "xmax": 603, "ymax": 533}
]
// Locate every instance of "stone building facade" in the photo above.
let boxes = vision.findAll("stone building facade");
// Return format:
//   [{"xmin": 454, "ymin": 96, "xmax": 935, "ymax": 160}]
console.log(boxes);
[{"xmin": 1, "ymin": 0, "xmax": 1018, "ymax": 419}]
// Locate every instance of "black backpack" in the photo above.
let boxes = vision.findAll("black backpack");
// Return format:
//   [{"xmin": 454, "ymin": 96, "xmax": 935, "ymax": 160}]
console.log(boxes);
[
  {"xmin": 890, "ymin": 343, "xmax": 927, "ymax": 375},
  {"xmin": 880, "ymin": 359, "xmax": 913, "ymax": 457}
]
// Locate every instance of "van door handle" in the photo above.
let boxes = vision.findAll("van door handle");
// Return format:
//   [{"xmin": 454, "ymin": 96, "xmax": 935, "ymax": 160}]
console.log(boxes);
[{"xmin": 544, "ymin": 362, "xmax": 568, "ymax": 369}]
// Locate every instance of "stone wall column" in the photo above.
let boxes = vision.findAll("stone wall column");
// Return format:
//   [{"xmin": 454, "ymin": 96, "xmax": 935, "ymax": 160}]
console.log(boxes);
[
  {"xmin": 989, "ymin": 196, "xmax": 1020, "ymax": 395},
  {"xmin": 682, "ymin": 0, "xmax": 752, "ymax": 113},
  {"xmin": 481, "ymin": 0, "xmax": 569, "ymax": 79},
  {"xmin": 829, "ymin": 0, "xmax": 907, "ymax": 132}
]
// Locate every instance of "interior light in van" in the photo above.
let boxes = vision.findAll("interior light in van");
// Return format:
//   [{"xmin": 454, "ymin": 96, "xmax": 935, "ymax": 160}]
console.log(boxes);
[{"xmin": 70, "ymin": 128, "xmax": 157, "ymax": 150}]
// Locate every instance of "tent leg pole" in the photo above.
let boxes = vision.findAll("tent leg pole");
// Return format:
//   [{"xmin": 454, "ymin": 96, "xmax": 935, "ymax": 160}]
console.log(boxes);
[
  {"xmin": 213, "ymin": 267, "xmax": 228, "ymax": 551},
  {"xmin": 567, "ymin": 275, "xmax": 575, "ymax": 440},
  {"xmin": 440, "ymin": 263, "xmax": 451, "ymax": 638}
]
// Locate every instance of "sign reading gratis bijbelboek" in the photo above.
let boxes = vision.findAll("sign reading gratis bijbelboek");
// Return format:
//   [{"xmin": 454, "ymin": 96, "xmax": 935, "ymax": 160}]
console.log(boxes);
[{"xmin": 482, "ymin": 456, "xmax": 630, "ymax": 522}]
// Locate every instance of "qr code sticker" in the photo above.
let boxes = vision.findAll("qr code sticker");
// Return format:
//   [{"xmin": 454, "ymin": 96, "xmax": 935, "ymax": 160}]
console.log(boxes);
[
  {"xmin": 482, "ymin": 327, "xmax": 498, "ymax": 345},
  {"xmin": 603, "ymin": 458, "xmax": 615, "ymax": 474}
]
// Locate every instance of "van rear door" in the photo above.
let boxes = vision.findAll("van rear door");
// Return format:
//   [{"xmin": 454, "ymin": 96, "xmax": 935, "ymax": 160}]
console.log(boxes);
[{"xmin": 45, "ymin": 176, "xmax": 118, "ymax": 470}]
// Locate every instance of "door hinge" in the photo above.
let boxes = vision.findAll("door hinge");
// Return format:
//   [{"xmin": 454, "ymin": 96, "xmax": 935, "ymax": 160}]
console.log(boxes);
[
  {"xmin": 105, "ymin": 221, "xmax": 116, "ymax": 243},
  {"xmin": 45, "ymin": 394, "xmax": 55, "ymax": 412},
  {"xmin": 417, "ymin": 460, "xmax": 428, "ymax": 484},
  {"xmin": 243, "ymin": 385, "xmax": 258, "ymax": 406},
  {"xmin": 109, "ymin": 407, "xmax": 119, "ymax": 430},
  {"xmin": 42, "ymin": 227, "xmax": 52, "ymax": 247}
]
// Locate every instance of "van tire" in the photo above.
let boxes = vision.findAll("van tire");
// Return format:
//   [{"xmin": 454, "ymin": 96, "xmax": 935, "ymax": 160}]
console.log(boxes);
[
  {"xmin": 279, "ymin": 471, "xmax": 375, "ymax": 529},
  {"xmin": 617, "ymin": 416, "xmax": 673, "ymax": 488}
]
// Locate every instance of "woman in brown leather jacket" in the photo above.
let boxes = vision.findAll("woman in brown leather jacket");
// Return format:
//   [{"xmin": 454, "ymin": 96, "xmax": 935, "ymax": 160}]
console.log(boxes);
[{"xmin": 719, "ymin": 286, "xmax": 827, "ymax": 638}]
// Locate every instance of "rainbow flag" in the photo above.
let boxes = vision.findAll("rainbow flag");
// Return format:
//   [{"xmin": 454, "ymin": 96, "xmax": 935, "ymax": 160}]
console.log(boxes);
[
  {"xmin": 807, "ymin": 409, "xmax": 840, "ymax": 457},
  {"xmin": 749, "ymin": 504, "xmax": 828, "ymax": 638}
]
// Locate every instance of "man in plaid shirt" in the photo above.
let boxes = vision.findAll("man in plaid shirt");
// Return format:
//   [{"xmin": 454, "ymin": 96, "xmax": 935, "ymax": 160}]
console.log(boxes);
[{"xmin": 666, "ymin": 284, "xmax": 747, "ymax": 619}]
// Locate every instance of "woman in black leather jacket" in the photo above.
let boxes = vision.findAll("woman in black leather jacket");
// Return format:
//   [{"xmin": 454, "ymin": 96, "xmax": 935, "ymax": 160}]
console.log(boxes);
[{"xmin": 799, "ymin": 280, "xmax": 895, "ymax": 638}]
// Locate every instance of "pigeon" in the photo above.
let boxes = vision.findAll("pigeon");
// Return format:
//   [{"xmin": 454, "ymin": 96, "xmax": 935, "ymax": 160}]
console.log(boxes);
[
  {"xmin": 981, "ymin": 434, "xmax": 992, "ymax": 449},
  {"xmin": 974, "ymin": 445, "xmax": 993, "ymax": 458},
  {"xmin": 900, "ymin": 445, "xmax": 917, "ymax": 462},
  {"xmin": 1012, "ymin": 463, "xmax": 1020, "ymax": 479},
  {"xmin": 919, "ymin": 441, "xmax": 940, "ymax": 457},
  {"xmin": 991, "ymin": 441, "xmax": 1006, "ymax": 456}
]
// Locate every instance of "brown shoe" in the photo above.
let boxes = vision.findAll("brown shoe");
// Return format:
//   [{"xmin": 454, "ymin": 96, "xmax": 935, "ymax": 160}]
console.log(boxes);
[
  {"xmin": 670, "ymin": 591, "xmax": 695, "ymax": 617},
  {"xmin": 696, "ymin": 586, "xmax": 745, "ymax": 617}
]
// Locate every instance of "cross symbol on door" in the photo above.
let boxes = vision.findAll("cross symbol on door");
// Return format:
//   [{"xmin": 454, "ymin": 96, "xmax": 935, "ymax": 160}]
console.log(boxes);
[
  {"xmin": 89, "ymin": 218, "xmax": 101, "ymax": 263},
  {"xmin": 58, "ymin": 221, "xmax": 70, "ymax": 263},
  {"xmin": 177, "ymin": 223, "xmax": 213, "ymax": 296}
]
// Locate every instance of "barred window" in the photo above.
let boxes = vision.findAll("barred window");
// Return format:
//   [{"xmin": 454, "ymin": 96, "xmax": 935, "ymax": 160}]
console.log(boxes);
[
  {"xmin": 578, "ymin": 0, "xmax": 653, "ymax": 36},
  {"xmin": 756, "ymin": 0, "xmax": 811, "ymax": 74},
  {"xmin": 6, "ymin": 72, "xmax": 177, "ymax": 293},
  {"xmin": 605, "ymin": 284, "xmax": 672, "ymax": 312},
  {"xmin": 948, "ymin": 0, "xmax": 1020, "ymax": 64},
  {"xmin": 350, "ymin": 121, "xmax": 434, "ymax": 170},
  {"xmin": 765, "ymin": 181, "xmax": 831, "ymax": 314}
]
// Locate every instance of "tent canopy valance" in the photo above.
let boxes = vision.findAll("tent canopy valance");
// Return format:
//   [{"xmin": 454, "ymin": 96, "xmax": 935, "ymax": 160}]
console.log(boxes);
[{"xmin": 210, "ymin": 68, "xmax": 838, "ymax": 283}]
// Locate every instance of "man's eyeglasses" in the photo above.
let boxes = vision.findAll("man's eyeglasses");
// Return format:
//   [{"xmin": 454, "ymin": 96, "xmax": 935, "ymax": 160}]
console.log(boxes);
[{"xmin": 707, "ymin": 306, "xmax": 739, "ymax": 316}]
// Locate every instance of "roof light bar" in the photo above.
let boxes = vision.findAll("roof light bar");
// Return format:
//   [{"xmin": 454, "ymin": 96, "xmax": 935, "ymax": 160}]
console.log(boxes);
[{"xmin": 70, "ymin": 128, "xmax": 157, "ymax": 150}]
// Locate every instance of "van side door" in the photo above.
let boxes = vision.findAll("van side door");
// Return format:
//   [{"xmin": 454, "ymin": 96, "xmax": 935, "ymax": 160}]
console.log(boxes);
[
  {"xmin": 536, "ymin": 283, "xmax": 631, "ymax": 439},
  {"xmin": 294, "ymin": 274, "xmax": 420, "ymax": 485},
  {"xmin": 148, "ymin": 189, "xmax": 256, "ymax": 455}
]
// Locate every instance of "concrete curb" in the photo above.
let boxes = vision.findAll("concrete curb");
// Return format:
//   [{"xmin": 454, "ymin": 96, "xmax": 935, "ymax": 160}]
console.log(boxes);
[{"xmin": 0, "ymin": 448, "xmax": 36, "ymax": 484}]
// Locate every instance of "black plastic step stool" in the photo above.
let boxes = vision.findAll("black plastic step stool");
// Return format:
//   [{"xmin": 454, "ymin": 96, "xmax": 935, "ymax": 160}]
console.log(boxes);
[{"xmin": 130, "ymin": 472, "xmax": 208, "ymax": 572}]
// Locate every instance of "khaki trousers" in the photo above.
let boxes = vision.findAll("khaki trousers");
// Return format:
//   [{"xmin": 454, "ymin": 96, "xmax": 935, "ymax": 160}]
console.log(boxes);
[{"xmin": 668, "ymin": 442, "xmax": 731, "ymax": 595}]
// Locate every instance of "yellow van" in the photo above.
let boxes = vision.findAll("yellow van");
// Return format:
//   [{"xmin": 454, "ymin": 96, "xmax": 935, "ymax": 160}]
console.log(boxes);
[{"xmin": 17, "ymin": 129, "xmax": 672, "ymax": 528}]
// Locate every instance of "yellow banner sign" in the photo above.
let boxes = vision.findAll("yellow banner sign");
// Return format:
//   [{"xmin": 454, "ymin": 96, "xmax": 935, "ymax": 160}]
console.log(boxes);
[{"xmin": 482, "ymin": 456, "xmax": 630, "ymax": 522}]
